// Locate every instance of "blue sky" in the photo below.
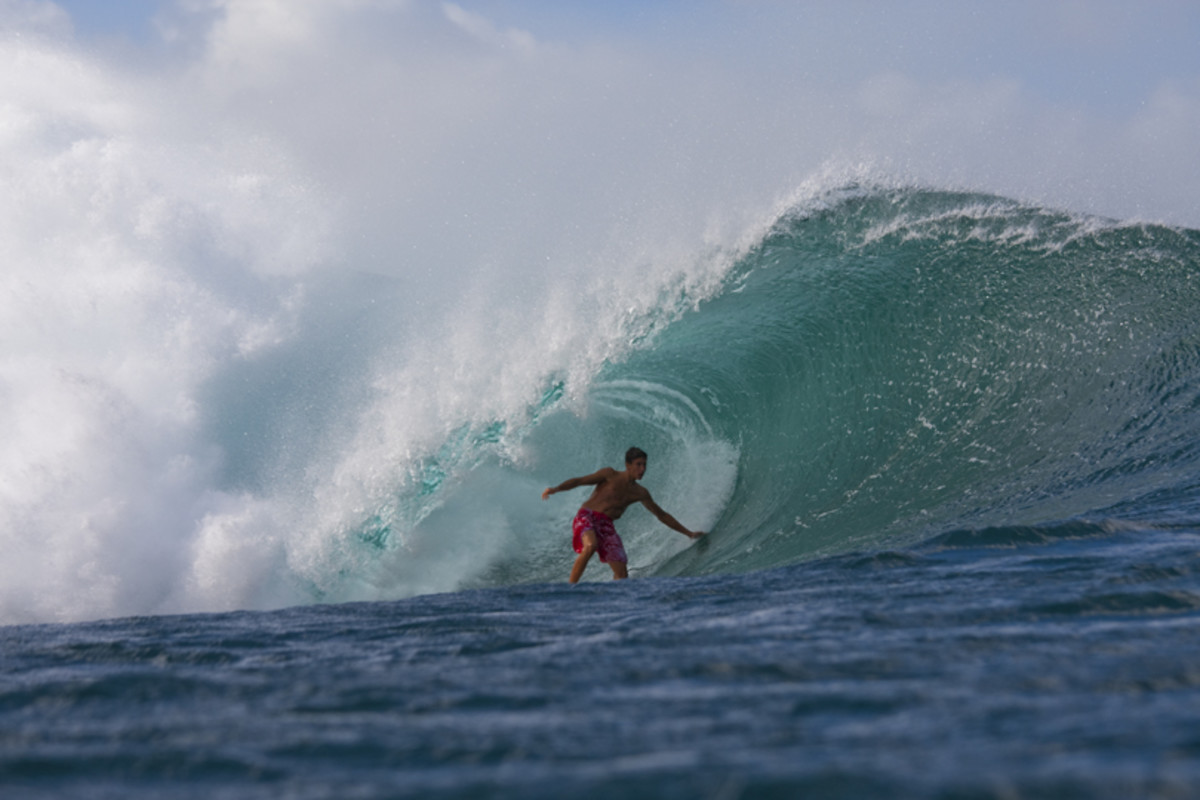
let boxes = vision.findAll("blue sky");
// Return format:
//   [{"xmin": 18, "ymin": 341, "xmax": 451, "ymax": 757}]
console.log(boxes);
[{"xmin": 54, "ymin": 0, "xmax": 164, "ymax": 38}]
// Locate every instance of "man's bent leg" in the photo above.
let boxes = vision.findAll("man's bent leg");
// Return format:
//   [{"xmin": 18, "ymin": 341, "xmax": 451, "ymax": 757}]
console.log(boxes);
[
  {"xmin": 609, "ymin": 561, "xmax": 628, "ymax": 580},
  {"xmin": 570, "ymin": 529, "xmax": 598, "ymax": 583}
]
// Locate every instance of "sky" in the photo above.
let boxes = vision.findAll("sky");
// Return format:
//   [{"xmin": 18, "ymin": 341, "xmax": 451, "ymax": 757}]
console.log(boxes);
[
  {"xmin": 50, "ymin": 0, "xmax": 1200, "ymax": 114},
  {"xmin": 31, "ymin": 0, "xmax": 1200, "ymax": 234},
  {"xmin": 48, "ymin": 0, "xmax": 1200, "ymax": 110}
]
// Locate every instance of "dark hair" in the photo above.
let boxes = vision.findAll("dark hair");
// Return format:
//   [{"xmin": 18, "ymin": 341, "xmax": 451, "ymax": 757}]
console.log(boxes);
[{"xmin": 625, "ymin": 446, "xmax": 648, "ymax": 464}]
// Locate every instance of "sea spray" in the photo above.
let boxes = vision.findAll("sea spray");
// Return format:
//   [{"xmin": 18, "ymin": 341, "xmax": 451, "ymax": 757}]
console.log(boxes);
[
  {"xmin": 0, "ymin": 9, "xmax": 775, "ymax": 623},
  {"xmin": 0, "ymin": 30, "xmax": 330, "ymax": 623}
]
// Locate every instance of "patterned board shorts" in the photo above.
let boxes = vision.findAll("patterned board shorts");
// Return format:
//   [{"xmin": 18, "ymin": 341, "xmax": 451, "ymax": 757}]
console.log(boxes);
[{"xmin": 572, "ymin": 508, "xmax": 628, "ymax": 564}]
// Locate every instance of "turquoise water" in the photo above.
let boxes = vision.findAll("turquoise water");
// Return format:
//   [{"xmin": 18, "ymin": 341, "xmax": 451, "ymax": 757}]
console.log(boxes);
[
  {"xmin": 622, "ymin": 188, "xmax": 1200, "ymax": 574},
  {"xmin": 366, "ymin": 186, "xmax": 1200, "ymax": 591},
  {"xmin": 5, "ymin": 522, "xmax": 1200, "ymax": 798}
]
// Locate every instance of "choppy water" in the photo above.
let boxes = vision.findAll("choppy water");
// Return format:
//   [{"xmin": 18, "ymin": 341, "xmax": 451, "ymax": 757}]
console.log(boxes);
[{"xmin": 5, "ymin": 520, "xmax": 1200, "ymax": 798}]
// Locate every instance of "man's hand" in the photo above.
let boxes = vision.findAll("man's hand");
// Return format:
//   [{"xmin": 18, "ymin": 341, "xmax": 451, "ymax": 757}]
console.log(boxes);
[
  {"xmin": 688, "ymin": 530, "xmax": 707, "ymax": 539},
  {"xmin": 541, "ymin": 488, "xmax": 554, "ymax": 500}
]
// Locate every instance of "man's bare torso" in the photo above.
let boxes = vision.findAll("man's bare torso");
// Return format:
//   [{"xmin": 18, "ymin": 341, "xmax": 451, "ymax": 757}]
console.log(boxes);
[{"xmin": 581, "ymin": 468, "xmax": 648, "ymax": 520}]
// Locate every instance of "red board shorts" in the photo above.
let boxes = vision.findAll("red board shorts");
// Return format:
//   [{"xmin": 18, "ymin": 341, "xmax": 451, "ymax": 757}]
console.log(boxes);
[{"xmin": 572, "ymin": 508, "xmax": 628, "ymax": 565}]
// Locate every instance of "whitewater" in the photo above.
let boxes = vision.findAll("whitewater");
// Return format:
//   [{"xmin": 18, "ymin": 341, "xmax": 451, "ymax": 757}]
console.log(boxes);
[{"xmin": 5, "ymin": 2, "xmax": 1200, "ymax": 797}]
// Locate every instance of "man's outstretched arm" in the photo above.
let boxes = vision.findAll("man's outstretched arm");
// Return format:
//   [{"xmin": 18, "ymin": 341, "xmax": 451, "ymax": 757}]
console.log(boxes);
[{"xmin": 641, "ymin": 494, "xmax": 705, "ymax": 539}]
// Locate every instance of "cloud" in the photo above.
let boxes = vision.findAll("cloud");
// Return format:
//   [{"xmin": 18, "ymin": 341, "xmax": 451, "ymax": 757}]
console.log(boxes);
[{"xmin": 442, "ymin": 2, "xmax": 534, "ymax": 55}]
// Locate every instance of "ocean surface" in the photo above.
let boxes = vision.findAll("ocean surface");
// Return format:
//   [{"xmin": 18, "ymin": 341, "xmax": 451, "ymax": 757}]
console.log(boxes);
[{"xmin": 5, "ymin": 185, "xmax": 1200, "ymax": 797}]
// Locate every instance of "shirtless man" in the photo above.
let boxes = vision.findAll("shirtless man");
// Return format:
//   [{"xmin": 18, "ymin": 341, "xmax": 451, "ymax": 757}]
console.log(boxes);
[{"xmin": 541, "ymin": 447, "xmax": 705, "ymax": 582}]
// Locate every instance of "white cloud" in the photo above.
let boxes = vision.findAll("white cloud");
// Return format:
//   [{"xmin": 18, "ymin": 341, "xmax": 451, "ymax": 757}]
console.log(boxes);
[{"xmin": 442, "ymin": 1, "xmax": 534, "ymax": 55}]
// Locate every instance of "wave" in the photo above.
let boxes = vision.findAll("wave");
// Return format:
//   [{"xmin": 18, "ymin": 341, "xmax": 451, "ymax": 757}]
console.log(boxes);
[
  {"xmin": 7, "ymin": 181, "xmax": 1200, "ymax": 622},
  {"xmin": 324, "ymin": 185, "xmax": 1200, "ymax": 598},
  {"xmin": 611, "ymin": 187, "xmax": 1200, "ymax": 576}
]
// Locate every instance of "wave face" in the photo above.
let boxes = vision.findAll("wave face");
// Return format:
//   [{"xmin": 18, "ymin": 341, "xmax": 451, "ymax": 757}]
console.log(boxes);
[
  {"xmin": 340, "ymin": 185, "xmax": 1200, "ymax": 597},
  {"xmin": 524, "ymin": 187, "xmax": 1200, "ymax": 578},
  {"xmin": 7, "ymin": 182, "xmax": 1200, "ymax": 622}
]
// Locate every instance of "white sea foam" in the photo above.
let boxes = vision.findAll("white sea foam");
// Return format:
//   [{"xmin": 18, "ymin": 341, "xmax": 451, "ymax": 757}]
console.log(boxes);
[
  {"xmin": 0, "ymin": 6, "xmax": 774, "ymax": 623},
  {"xmin": 0, "ymin": 29, "xmax": 336, "ymax": 622}
]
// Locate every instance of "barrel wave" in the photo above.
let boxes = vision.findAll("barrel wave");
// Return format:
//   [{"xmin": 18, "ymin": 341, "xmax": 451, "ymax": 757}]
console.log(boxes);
[
  {"xmin": 496, "ymin": 186, "xmax": 1200, "ymax": 582},
  {"xmin": 9, "ymin": 180, "xmax": 1200, "ymax": 620}
]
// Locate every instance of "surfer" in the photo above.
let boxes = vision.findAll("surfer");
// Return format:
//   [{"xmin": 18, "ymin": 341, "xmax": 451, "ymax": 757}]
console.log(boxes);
[{"xmin": 542, "ymin": 447, "xmax": 705, "ymax": 582}]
